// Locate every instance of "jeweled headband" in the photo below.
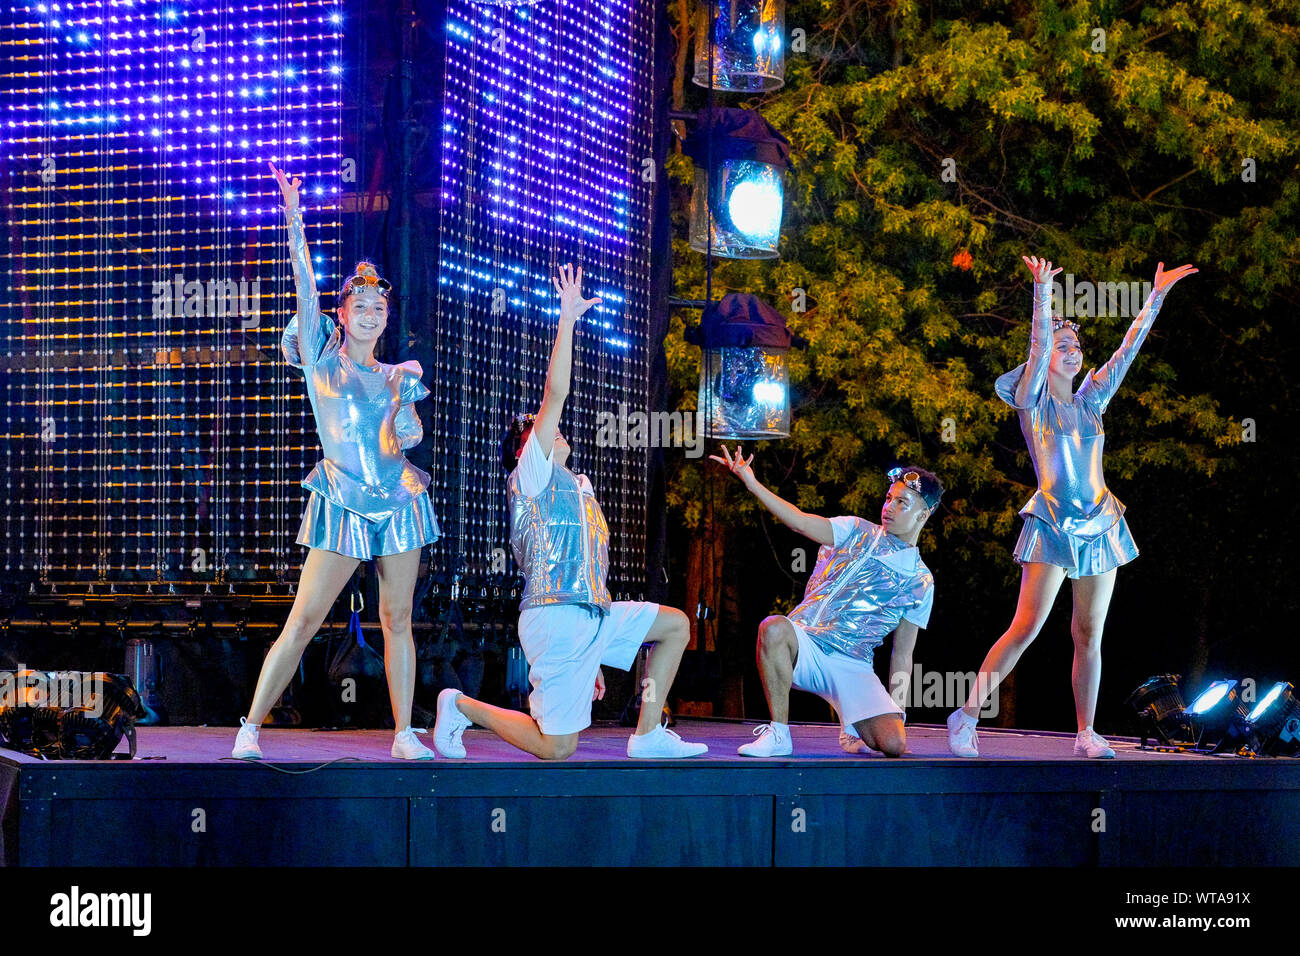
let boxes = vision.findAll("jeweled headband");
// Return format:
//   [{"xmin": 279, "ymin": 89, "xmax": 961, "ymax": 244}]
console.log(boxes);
[{"xmin": 1052, "ymin": 315, "xmax": 1081, "ymax": 335}]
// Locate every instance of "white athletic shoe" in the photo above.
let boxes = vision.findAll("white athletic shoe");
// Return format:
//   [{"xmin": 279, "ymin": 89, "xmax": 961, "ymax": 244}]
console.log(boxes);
[
  {"xmin": 434, "ymin": 687, "xmax": 472, "ymax": 759},
  {"xmin": 839, "ymin": 730, "xmax": 870, "ymax": 754},
  {"xmin": 947, "ymin": 709, "xmax": 980, "ymax": 757},
  {"xmin": 391, "ymin": 726, "xmax": 436, "ymax": 760},
  {"xmin": 232, "ymin": 716, "xmax": 262, "ymax": 760},
  {"xmin": 1073, "ymin": 728, "xmax": 1116, "ymax": 759},
  {"xmin": 626, "ymin": 723, "xmax": 708, "ymax": 758},
  {"xmin": 738, "ymin": 722, "xmax": 793, "ymax": 757}
]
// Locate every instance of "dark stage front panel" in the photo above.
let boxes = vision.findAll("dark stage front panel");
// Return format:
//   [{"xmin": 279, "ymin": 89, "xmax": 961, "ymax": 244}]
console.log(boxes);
[
  {"xmin": 47, "ymin": 797, "xmax": 409, "ymax": 867},
  {"xmin": 411, "ymin": 795, "xmax": 772, "ymax": 867}
]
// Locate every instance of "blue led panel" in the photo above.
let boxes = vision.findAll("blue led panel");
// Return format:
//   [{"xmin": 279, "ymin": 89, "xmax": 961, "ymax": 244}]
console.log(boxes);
[
  {"xmin": 0, "ymin": 1, "xmax": 342, "ymax": 586},
  {"xmin": 432, "ymin": 0, "xmax": 656, "ymax": 597}
]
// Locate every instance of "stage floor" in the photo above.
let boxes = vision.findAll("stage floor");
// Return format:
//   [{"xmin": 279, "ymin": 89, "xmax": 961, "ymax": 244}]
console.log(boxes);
[
  {"xmin": 0, "ymin": 719, "xmax": 1241, "ymax": 764},
  {"xmin": 3, "ymin": 720, "xmax": 1298, "ymax": 867}
]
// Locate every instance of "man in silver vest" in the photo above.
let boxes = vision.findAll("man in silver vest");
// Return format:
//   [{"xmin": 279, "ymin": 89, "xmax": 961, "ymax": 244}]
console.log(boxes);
[
  {"xmin": 434, "ymin": 264, "xmax": 708, "ymax": 760},
  {"xmin": 712, "ymin": 445, "xmax": 941, "ymax": 757}
]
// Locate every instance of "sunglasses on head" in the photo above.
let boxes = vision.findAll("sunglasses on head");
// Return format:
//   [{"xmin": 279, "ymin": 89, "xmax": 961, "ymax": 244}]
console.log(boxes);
[
  {"xmin": 342, "ymin": 273, "xmax": 393, "ymax": 296},
  {"xmin": 887, "ymin": 467, "xmax": 922, "ymax": 496}
]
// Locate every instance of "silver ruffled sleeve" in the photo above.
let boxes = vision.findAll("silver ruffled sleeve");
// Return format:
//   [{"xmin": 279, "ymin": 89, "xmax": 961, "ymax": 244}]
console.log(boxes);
[
  {"xmin": 994, "ymin": 280, "xmax": 1054, "ymax": 410},
  {"xmin": 279, "ymin": 205, "xmax": 334, "ymax": 369},
  {"xmin": 394, "ymin": 366, "xmax": 431, "ymax": 450}
]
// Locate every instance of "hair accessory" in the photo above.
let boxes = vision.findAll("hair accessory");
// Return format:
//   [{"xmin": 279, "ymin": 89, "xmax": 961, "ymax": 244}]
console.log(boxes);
[
  {"xmin": 887, "ymin": 467, "xmax": 923, "ymax": 497},
  {"xmin": 340, "ymin": 261, "xmax": 393, "ymax": 301},
  {"xmin": 1051, "ymin": 315, "xmax": 1081, "ymax": 335},
  {"xmin": 886, "ymin": 466, "xmax": 943, "ymax": 510}
]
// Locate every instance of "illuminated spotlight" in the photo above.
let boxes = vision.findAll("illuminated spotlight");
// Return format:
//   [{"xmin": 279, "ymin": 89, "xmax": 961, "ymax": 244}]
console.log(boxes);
[
  {"xmin": 693, "ymin": 0, "xmax": 786, "ymax": 92},
  {"xmin": 1244, "ymin": 682, "xmax": 1300, "ymax": 756},
  {"xmin": 1126, "ymin": 674, "xmax": 1194, "ymax": 747},
  {"xmin": 727, "ymin": 177, "xmax": 782, "ymax": 245},
  {"xmin": 1184, "ymin": 679, "xmax": 1251, "ymax": 754},
  {"xmin": 688, "ymin": 293, "xmax": 796, "ymax": 440},
  {"xmin": 684, "ymin": 107, "xmax": 791, "ymax": 259}
]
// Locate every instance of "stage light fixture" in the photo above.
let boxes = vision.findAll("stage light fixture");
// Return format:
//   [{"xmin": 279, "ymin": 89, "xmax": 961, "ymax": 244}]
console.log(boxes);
[
  {"xmin": 0, "ymin": 671, "xmax": 147, "ymax": 759},
  {"xmin": 688, "ymin": 293, "xmax": 794, "ymax": 439},
  {"xmin": 683, "ymin": 108, "xmax": 791, "ymax": 259},
  {"xmin": 1244, "ymin": 682, "xmax": 1300, "ymax": 757},
  {"xmin": 1184, "ymin": 679, "xmax": 1251, "ymax": 753},
  {"xmin": 1126, "ymin": 674, "xmax": 1194, "ymax": 746},
  {"xmin": 693, "ymin": 0, "xmax": 786, "ymax": 92}
]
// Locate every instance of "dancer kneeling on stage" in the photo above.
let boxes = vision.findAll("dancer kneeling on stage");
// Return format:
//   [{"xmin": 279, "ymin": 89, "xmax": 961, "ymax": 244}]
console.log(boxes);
[
  {"xmin": 712, "ymin": 445, "xmax": 942, "ymax": 757},
  {"xmin": 432, "ymin": 264, "xmax": 707, "ymax": 761}
]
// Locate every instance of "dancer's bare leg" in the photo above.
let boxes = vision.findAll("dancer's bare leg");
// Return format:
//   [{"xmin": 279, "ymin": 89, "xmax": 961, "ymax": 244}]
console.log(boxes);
[
  {"xmin": 754, "ymin": 615, "xmax": 798, "ymax": 723},
  {"xmin": 634, "ymin": 607, "xmax": 691, "ymax": 735},
  {"xmin": 452, "ymin": 694, "xmax": 579, "ymax": 760},
  {"xmin": 246, "ymin": 548, "xmax": 361, "ymax": 724},
  {"xmin": 960, "ymin": 562, "xmax": 1067, "ymax": 718},
  {"xmin": 851, "ymin": 713, "xmax": 907, "ymax": 757},
  {"xmin": 1069, "ymin": 568, "xmax": 1117, "ymax": 732},
  {"xmin": 374, "ymin": 547, "xmax": 422, "ymax": 730}
]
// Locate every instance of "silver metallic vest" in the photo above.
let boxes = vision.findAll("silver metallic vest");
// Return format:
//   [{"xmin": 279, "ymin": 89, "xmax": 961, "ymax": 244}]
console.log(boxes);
[
  {"xmin": 788, "ymin": 523, "xmax": 932, "ymax": 662},
  {"xmin": 508, "ymin": 464, "xmax": 611, "ymax": 614}
]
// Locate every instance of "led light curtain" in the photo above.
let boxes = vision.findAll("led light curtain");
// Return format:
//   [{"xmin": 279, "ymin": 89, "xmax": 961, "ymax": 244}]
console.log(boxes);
[
  {"xmin": 432, "ymin": 0, "xmax": 656, "ymax": 597},
  {"xmin": 0, "ymin": 1, "xmax": 343, "ymax": 586}
]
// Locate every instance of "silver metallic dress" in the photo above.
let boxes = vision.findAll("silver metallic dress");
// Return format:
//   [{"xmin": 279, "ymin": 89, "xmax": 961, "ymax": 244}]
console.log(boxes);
[
  {"xmin": 994, "ymin": 280, "xmax": 1166, "ymax": 577},
  {"xmin": 280, "ymin": 205, "xmax": 440, "ymax": 559}
]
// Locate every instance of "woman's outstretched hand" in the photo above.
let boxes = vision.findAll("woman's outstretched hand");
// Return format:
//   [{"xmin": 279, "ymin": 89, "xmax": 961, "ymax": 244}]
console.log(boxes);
[
  {"xmin": 269, "ymin": 161, "xmax": 300, "ymax": 212},
  {"xmin": 1153, "ymin": 261, "xmax": 1198, "ymax": 293},
  {"xmin": 1021, "ymin": 254, "xmax": 1063, "ymax": 285}
]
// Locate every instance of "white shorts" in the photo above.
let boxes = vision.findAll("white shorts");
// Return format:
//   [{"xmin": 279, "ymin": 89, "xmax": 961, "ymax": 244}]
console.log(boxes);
[
  {"xmin": 516, "ymin": 601, "xmax": 660, "ymax": 736},
  {"xmin": 790, "ymin": 621, "xmax": 904, "ymax": 735}
]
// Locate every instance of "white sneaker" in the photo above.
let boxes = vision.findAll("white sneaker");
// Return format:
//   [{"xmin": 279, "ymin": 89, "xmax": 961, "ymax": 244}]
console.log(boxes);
[
  {"xmin": 1073, "ymin": 728, "xmax": 1116, "ymax": 758},
  {"xmin": 434, "ymin": 687, "xmax": 472, "ymax": 759},
  {"xmin": 392, "ymin": 726, "xmax": 436, "ymax": 760},
  {"xmin": 626, "ymin": 723, "xmax": 708, "ymax": 758},
  {"xmin": 232, "ymin": 716, "xmax": 262, "ymax": 760},
  {"xmin": 839, "ymin": 730, "xmax": 869, "ymax": 754},
  {"xmin": 947, "ymin": 709, "xmax": 979, "ymax": 757},
  {"xmin": 738, "ymin": 722, "xmax": 793, "ymax": 757}
]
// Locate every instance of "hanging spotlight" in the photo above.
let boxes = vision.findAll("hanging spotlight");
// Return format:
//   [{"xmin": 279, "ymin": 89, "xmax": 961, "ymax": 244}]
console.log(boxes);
[
  {"xmin": 693, "ymin": 0, "xmax": 786, "ymax": 92},
  {"xmin": 1184, "ymin": 679, "xmax": 1251, "ymax": 753},
  {"xmin": 1126, "ymin": 674, "xmax": 1194, "ymax": 746},
  {"xmin": 683, "ymin": 108, "xmax": 792, "ymax": 259},
  {"xmin": 1244, "ymin": 682, "xmax": 1300, "ymax": 756},
  {"xmin": 686, "ymin": 293, "xmax": 796, "ymax": 439}
]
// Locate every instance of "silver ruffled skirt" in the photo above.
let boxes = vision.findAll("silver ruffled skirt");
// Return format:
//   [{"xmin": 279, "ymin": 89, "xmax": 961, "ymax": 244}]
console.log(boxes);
[
  {"xmin": 296, "ymin": 489, "xmax": 440, "ymax": 560},
  {"xmin": 1012, "ymin": 513, "xmax": 1138, "ymax": 579}
]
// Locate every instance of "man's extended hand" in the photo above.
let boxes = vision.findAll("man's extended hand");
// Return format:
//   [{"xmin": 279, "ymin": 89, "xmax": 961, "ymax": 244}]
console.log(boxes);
[
  {"xmin": 553, "ymin": 263, "xmax": 602, "ymax": 322},
  {"xmin": 708, "ymin": 443, "xmax": 756, "ymax": 488}
]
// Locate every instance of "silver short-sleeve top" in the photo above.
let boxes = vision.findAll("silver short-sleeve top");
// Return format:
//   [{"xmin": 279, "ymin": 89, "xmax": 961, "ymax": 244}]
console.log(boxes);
[{"xmin": 280, "ymin": 206, "xmax": 430, "ymax": 522}]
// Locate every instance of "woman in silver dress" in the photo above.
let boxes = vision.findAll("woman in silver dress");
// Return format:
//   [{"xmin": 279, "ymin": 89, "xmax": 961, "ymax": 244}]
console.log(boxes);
[
  {"xmin": 232, "ymin": 163, "xmax": 441, "ymax": 760},
  {"xmin": 948, "ymin": 254, "xmax": 1197, "ymax": 758}
]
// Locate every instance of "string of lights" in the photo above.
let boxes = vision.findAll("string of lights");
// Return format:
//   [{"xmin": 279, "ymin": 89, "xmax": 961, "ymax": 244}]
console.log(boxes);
[
  {"xmin": 433, "ymin": 0, "xmax": 654, "ymax": 595},
  {"xmin": 0, "ymin": 1, "xmax": 344, "ymax": 587}
]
